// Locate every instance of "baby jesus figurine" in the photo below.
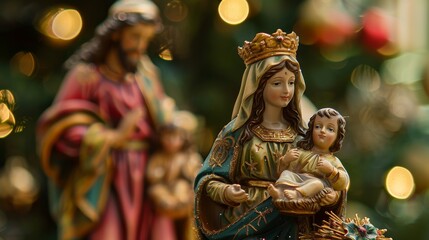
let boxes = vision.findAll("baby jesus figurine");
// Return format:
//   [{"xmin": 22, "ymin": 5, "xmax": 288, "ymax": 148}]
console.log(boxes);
[
  {"xmin": 268, "ymin": 108, "xmax": 349, "ymax": 214},
  {"xmin": 146, "ymin": 121, "xmax": 202, "ymax": 219}
]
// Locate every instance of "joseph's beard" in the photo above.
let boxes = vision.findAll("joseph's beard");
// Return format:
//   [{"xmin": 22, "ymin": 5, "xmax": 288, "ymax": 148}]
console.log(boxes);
[{"xmin": 116, "ymin": 45, "xmax": 140, "ymax": 73}]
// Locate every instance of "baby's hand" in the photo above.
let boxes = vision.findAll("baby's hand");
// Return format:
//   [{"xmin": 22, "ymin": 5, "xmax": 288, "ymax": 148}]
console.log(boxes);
[
  {"xmin": 282, "ymin": 148, "xmax": 300, "ymax": 163},
  {"xmin": 277, "ymin": 149, "xmax": 300, "ymax": 174},
  {"xmin": 317, "ymin": 157, "xmax": 334, "ymax": 175}
]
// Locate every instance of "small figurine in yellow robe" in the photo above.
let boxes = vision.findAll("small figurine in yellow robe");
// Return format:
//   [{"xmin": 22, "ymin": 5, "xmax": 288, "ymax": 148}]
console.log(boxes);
[{"xmin": 146, "ymin": 111, "xmax": 202, "ymax": 239}]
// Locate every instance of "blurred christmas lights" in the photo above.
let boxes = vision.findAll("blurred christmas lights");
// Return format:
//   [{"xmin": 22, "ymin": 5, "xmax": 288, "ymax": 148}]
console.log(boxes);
[
  {"xmin": 37, "ymin": 7, "xmax": 82, "ymax": 41},
  {"xmin": 0, "ymin": 156, "xmax": 39, "ymax": 209},
  {"xmin": 159, "ymin": 48, "xmax": 173, "ymax": 61},
  {"xmin": 0, "ymin": 90, "xmax": 16, "ymax": 138},
  {"xmin": 10, "ymin": 51, "xmax": 36, "ymax": 77},
  {"xmin": 351, "ymin": 65, "xmax": 381, "ymax": 92},
  {"xmin": 164, "ymin": 0, "xmax": 188, "ymax": 22},
  {"xmin": 218, "ymin": 0, "xmax": 249, "ymax": 25},
  {"xmin": 385, "ymin": 166, "xmax": 415, "ymax": 200}
]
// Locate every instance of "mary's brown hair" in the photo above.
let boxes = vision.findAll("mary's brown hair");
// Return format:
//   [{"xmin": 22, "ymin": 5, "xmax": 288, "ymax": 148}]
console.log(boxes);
[{"xmin": 239, "ymin": 60, "xmax": 305, "ymax": 145}]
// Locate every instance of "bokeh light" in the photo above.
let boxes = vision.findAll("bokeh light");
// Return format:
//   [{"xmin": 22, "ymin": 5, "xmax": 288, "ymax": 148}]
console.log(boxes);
[
  {"xmin": 52, "ymin": 9, "xmax": 82, "ymax": 40},
  {"xmin": 350, "ymin": 65, "xmax": 381, "ymax": 92},
  {"xmin": 0, "ymin": 89, "xmax": 15, "ymax": 110},
  {"xmin": 0, "ymin": 90, "xmax": 16, "ymax": 138},
  {"xmin": 319, "ymin": 48, "xmax": 349, "ymax": 62},
  {"xmin": 159, "ymin": 49, "xmax": 173, "ymax": 61},
  {"xmin": 294, "ymin": 0, "xmax": 357, "ymax": 47},
  {"xmin": 381, "ymin": 53, "xmax": 426, "ymax": 85},
  {"xmin": 0, "ymin": 103, "xmax": 15, "ymax": 138},
  {"xmin": 38, "ymin": 7, "xmax": 83, "ymax": 41},
  {"xmin": 10, "ymin": 51, "xmax": 36, "ymax": 77},
  {"xmin": 376, "ymin": 42, "xmax": 399, "ymax": 56},
  {"xmin": 0, "ymin": 156, "xmax": 39, "ymax": 208},
  {"xmin": 385, "ymin": 166, "xmax": 415, "ymax": 199},
  {"xmin": 164, "ymin": 0, "xmax": 188, "ymax": 22},
  {"xmin": 361, "ymin": 7, "xmax": 392, "ymax": 51},
  {"xmin": 218, "ymin": 0, "xmax": 249, "ymax": 25}
]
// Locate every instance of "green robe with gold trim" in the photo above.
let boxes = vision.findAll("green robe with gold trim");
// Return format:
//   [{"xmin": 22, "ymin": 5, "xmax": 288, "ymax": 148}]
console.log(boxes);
[
  {"xmin": 194, "ymin": 120, "xmax": 347, "ymax": 240},
  {"xmin": 194, "ymin": 119, "xmax": 299, "ymax": 240}
]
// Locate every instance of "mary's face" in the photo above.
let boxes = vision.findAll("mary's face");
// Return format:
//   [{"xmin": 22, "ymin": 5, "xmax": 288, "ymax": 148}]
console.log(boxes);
[
  {"xmin": 263, "ymin": 67, "xmax": 295, "ymax": 109},
  {"xmin": 116, "ymin": 23, "xmax": 157, "ymax": 73}
]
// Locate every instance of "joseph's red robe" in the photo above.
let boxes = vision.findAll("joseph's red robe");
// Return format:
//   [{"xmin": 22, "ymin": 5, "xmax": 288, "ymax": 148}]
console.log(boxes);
[{"xmin": 37, "ymin": 59, "xmax": 175, "ymax": 240}]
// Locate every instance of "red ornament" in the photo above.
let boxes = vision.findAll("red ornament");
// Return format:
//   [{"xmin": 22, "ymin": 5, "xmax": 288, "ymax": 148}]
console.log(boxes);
[
  {"xmin": 361, "ymin": 7, "xmax": 391, "ymax": 50},
  {"xmin": 317, "ymin": 11, "xmax": 356, "ymax": 47}
]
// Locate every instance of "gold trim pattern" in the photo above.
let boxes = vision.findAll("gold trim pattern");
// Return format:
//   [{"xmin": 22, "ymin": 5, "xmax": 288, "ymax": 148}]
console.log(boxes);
[
  {"xmin": 252, "ymin": 124, "xmax": 297, "ymax": 143},
  {"xmin": 209, "ymin": 136, "xmax": 235, "ymax": 168},
  {"xmin": 241, "ymin": 180, "xmax": 274, "ymax": 188},
  {"xmin": 39, "ymin": 113, "xmax": 99, "ymax": 186},
  {"xmin": 233, "ymin": 208, "xmax": 273, "ymax": 240},
  {"xmin": 229, "ymin": 144, "xmax": 241, "ymax": 182}
]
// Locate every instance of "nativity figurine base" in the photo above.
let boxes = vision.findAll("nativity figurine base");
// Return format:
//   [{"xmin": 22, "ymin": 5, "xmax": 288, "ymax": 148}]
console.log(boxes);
[
  {"xmin": 299, "ymin": 211, "xmax": 393, "ymax": 240},
  {"xmin": 272, "ymin": 187, "xmax": 335, "ymax": 215}
]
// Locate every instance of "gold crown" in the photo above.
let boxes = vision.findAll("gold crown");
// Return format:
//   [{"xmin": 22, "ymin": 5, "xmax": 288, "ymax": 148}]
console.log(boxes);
[{"xmin": 238, "ymin": 29, "xmax": 299, "ymax": 65}]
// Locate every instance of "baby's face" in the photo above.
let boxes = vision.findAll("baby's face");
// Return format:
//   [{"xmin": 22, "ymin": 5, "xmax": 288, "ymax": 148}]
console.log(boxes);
[
  {"xmin": 161, "ymin": 131, "xmax": 184, "ymax": 153},
  {"xmin": 312, "ymin": 115, "xmax": 339, "ymax": 152}
]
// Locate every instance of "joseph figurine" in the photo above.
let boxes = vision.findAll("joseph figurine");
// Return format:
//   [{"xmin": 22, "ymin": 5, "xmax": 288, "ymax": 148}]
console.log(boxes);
[{"xmin": 37, "ymin": 0, "xmax": 176, "ymax": 239}]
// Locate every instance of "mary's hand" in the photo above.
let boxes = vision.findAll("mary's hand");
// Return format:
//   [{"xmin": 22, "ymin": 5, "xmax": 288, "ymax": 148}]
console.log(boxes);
[{"xmin": 225, "ymin": 184, "xmax": 249, "ymax": 204}]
